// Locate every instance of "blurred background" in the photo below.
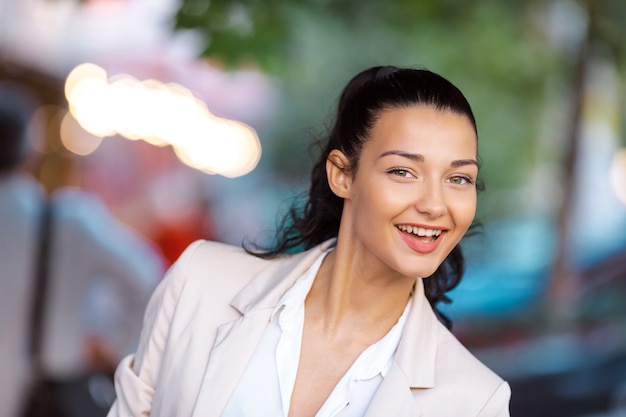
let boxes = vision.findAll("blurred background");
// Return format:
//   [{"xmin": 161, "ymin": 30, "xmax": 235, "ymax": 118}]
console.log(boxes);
[{"xmin": 1, "ymin": 0, "xmax": 625, "ymax": 416}]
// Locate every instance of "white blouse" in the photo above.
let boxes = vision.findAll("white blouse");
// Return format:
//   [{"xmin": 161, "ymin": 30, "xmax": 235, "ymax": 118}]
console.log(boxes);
[{"xmin": 220, "ymin": 250, "xmax": 412, "ymax": 417}]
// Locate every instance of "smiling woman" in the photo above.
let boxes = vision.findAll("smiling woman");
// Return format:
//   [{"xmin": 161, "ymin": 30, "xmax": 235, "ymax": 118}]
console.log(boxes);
[
  {"xmin": 107, "ymin": 66, "xmax": 511, "ymax": 417},
  {"xmin": 325, "ymin": 105, "xmax": 479, "ymax": 284}
]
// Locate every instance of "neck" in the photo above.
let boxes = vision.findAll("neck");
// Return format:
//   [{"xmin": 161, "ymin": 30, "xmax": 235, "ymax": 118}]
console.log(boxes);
[{"xmin": 305, "ymin": 246, "xmax": 415, "ymax": 338}]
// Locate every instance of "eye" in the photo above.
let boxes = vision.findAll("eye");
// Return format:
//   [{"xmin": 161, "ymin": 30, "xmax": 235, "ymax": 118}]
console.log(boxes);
[
  {"xmin": 447, "ymin": 175, "xmax": 474, "ymax": 185},
  {"xmin": 387, "ymin": 168, "xmax": 415, "ymax": 178}
]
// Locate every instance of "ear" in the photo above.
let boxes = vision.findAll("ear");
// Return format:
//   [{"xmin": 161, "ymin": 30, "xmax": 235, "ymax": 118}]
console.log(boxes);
[{"xmin": 326, "ymin": 149, "xmax": 352, "ymax": 198}]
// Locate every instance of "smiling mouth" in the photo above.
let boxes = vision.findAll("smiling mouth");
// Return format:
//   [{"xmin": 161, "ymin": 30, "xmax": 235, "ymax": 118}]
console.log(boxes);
[{"xmin": 395, "ymin": 224, "xmax": 443, "ymax": 242}]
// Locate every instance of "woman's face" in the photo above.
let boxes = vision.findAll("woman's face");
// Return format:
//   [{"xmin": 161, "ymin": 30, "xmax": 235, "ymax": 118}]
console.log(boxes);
[{"xmin": 336, "ymin": 105, "xmax": 478, "ymax": 280}]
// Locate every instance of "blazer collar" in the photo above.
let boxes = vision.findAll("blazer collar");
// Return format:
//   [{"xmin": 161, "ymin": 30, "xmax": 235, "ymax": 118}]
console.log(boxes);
[
  {"xmin": 364, "ymin": 362, "xmax": 424, "ymax": 417},
  {"xmin": 230, "ymin": 239, "xmax": 337, "ymax": 314},
  {"xmin": 394, "ymin": 278, "xmax": 439, "ymax": 389},
  {"xmin": 198, "ymin": 239, "xmax": 439, "ymax": 416},
  {"xmin": 232, "ymin": 238, "xmax": 439, "ymax": 389},
  {"xmin": 192, "ymin": 240, "xmax": 336, "ymax": 417},
  {"xmin": 362, "ymin": 280, "xmax": 438, "ymax": 417}
]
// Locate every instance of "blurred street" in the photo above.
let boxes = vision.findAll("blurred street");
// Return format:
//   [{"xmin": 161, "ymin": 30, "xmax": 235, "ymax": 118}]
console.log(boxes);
[{"xmin": 1, "ymin": 0, "xmax": 625, "ymax": 416}]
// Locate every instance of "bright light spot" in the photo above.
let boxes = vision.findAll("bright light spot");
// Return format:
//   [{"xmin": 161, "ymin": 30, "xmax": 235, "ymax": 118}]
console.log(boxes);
[
  {"xmin": 137, "ymin": 79, "xmax": 170, "ymax": 146},
  {"xmin": 67, "ymin": 77, "xmax": 115, "ymax": 137},
  {"xmin": 60, "ymin": 111, "xmax": 103, "ymax": 156},
  {"xmin": 610, "ymin": 148, "xmax": 626, "ymax": 207},
  {"xmin": 209, "ymin": 119, "xmax": 261, "ymax": 178},
  {"xmin": 174, "ymin": 118, "xmax": 261, "ymax": 177},
  {"xmin": 65, "ymin": 63, "xmax": 107, "ymax": 102},
  {"xmin": 63, "ymin": 62, "xmax": 263, "ymax": 177},
  {"xmin": 108, "ymin": 75, "xmax": 144, "ymax": 140}
]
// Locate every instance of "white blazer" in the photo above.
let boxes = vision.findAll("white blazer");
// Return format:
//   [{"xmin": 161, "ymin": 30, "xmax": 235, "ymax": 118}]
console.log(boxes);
[{"xmin": 108, "ymin": 239, "xmax": 511, "ymax": 417}]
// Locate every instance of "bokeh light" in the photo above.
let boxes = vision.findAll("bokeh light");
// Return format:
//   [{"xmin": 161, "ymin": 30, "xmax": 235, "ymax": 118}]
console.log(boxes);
[
  {"xmin": 63, "ymin": 62, "xmax": 262, "ymax": 177},
  {"xmin": 60, "ymin": 111, "xmax": 103, "ymax": 156}
]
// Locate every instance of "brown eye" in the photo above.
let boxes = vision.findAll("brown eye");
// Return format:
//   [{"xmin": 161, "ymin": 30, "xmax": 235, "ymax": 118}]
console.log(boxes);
[
  {"xmin": 387, "ymin": 168, "xmax": 414, "ymax": 178},
  {"xmin": 448, "ymin": 175, "xmax": 474, "ymax": 185}
]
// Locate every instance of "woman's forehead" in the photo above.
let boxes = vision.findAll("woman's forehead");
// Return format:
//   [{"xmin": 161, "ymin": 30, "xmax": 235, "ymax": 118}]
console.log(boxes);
[{"xmin": 365, "ymin": 106, "xmax": 477, "ymax": 152}]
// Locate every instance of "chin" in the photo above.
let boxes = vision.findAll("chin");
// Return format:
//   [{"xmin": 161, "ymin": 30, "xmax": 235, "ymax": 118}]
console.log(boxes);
[
  {"xmin": 417, "ymin": 270, "xmax": 439, "ymax": 279},
  {"xmin": 391, "ymin": 248, "xmax": 449, "ymax": 279},
  {"xmin": 398, "ymin": 265, "xmax": 440, "ymax": 280},
  {"xmin": 409, "ymin": 259, "xmax": 444, "ymax": 279}
]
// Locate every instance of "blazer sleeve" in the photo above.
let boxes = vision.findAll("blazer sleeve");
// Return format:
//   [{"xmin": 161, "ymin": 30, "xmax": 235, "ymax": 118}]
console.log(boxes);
[
  {"xmin": 476, "ymin": 380, "xmax": 511, "ymax": 417},
  {"xmin": 107, "ymin": 240, "xmax": 205, "ymax": 417}
]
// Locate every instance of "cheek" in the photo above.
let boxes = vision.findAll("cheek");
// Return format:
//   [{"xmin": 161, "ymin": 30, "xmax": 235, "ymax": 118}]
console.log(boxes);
[
  {"xmin": 350, "ymin": 185, "xmax": 397, "ymax": 236},
  {"xmin": 352, "ymin": 176, "xmax": 389, "ymax": 209},
  {"xmin": 358, "ymin": 184, "xmax": 405, "ymax": 222},
  {"xmin": 453, "ymin": 195, "xmax": 477, "ymax": 231}
]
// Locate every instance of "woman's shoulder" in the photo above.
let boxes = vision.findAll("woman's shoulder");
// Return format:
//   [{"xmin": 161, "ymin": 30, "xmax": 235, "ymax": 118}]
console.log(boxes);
[
  {"xmin": 173, "ymin": 239, "xmax": 271, "ymax": 282},
  {"xmin": 176, "ymin": 239, "xmax": 335, "ymax": 280},
  {"xmin": 160, "ymin": 239, "xmax": 335, "ymax": 315},
  {"xmin": 146, "ymin": 240, "xmax": 277, "ymax": 333}
]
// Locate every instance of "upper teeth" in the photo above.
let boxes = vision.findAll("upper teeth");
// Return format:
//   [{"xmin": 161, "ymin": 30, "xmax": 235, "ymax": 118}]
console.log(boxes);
[{"xmin": 397, "ymin": 225, "xmax": 442, "ymax": 237}]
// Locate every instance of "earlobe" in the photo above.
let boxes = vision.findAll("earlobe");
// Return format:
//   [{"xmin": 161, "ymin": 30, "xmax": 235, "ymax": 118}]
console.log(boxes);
[{"xmin": 326, "ymin": 149, "xmax": 351, "ymax": 198}]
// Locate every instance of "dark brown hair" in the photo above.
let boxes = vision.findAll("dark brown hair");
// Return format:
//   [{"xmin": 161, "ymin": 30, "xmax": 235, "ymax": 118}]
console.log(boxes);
[{"xmin": 246, "ymin": 66, "xmax": 482, "ymax": 328}]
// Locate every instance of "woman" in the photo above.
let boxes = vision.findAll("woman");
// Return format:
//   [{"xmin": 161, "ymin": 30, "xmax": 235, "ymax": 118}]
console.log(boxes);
[{"xmin": 108, "ymin": 66, "xmax": 511, "ymax": 417}]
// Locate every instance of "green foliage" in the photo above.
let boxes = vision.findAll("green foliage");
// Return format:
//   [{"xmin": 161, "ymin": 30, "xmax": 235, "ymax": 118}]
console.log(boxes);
[
  {"xmin": 175, "ymin": 0, "xmax": 291, "ymax": 72},
  {"xmin": 172, "ymin": 0, "xmax": 625, "ymax": 220}
]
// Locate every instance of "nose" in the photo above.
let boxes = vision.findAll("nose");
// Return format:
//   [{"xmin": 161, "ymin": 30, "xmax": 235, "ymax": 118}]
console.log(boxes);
[{"xmin": 414, "ymin": 181, "xmax": 447, "ymax": 218}]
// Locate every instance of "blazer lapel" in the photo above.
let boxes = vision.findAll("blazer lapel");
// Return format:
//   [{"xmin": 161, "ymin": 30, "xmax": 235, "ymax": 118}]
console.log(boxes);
[
  {"xmin": 393, "ymin": 278, "xmax": 438, "ymax": 388},
  {"xmin": 364, "ymin": 363, "xmax": 423, "ymax": 417},
  {"xmin": 191, "ymin": 240, "xmax": 336, "ymax": 416},
  {"xmin": 363, "ymin": 279, "xmax": 439, "ymax": 416},
  {"xmin": 191, "ymin": 308, "xmax": 273, "ymax": 416}
]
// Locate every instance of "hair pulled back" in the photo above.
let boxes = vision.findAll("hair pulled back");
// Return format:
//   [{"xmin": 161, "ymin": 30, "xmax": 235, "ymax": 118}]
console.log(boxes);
[{"xmin": 246, "ymin": 66, "xmax": 479, "ymax": 328}]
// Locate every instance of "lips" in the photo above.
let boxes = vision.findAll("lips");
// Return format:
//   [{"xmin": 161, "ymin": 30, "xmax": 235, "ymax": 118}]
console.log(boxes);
[
  {"xmin": 395, "ymin": 224, "xmax": 445, "ymax": 254},
  {"xmin": 395, "ymin": 224, "xmax": 442, "ymax": 239}
]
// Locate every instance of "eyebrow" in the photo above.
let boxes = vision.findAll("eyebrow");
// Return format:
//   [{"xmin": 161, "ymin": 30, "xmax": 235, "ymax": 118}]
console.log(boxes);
[
  {"xmin": 378, "ymin": 150, "xmax": 424, "ymax": 162},
  {"xmin": 378, "ymin": 150, "xmax": 479, "ymax": 168},
  {"xmin": 451, "ymin": 159, "xmax": 479, "ymax": 168}
]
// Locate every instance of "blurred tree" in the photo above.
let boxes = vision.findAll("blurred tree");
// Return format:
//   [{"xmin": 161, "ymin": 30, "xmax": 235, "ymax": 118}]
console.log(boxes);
[
  {"xmin": 549, "ymin": 0, "xmax": 626, "ymax": 318},
  {"xmin": 174, "ymin": 0, "xmax": 564, "ymax": 219},
  {"xmin": 173, "ymin": 0, "xmax": 626, "ymax": 317}
]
